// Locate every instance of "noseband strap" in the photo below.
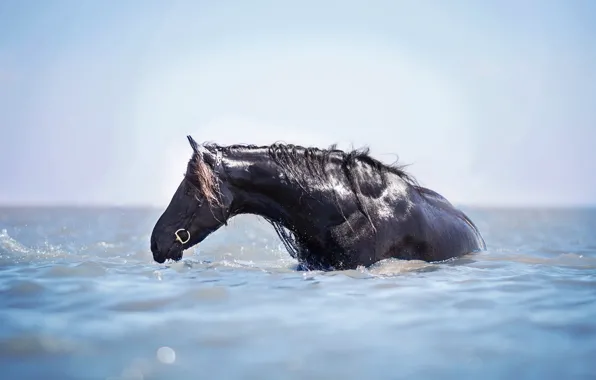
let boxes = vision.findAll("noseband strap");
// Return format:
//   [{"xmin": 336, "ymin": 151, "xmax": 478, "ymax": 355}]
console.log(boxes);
[{"xmin": 174, "ymin": 228, "xmax": 191, "ymax": 244}]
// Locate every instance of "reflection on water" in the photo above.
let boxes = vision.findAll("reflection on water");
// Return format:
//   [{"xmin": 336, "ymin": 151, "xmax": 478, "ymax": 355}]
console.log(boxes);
[{"xmin": 0, "ymin": 207, "xmax": 595, "ymax": 379}]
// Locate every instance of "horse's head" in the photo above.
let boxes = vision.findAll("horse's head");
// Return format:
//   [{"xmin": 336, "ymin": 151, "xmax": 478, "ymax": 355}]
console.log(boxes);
[{"xmin": 150, "ymin": 136, "xmax": 234, "ymax": 263}]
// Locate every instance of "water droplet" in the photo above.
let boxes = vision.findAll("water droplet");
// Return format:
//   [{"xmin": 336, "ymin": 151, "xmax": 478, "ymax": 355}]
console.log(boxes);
[{"xmin": 156, "ymin": 346, "xmax": 176, "ymax": 364}]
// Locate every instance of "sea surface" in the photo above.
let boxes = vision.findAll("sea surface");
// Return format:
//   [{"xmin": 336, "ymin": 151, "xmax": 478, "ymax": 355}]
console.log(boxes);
[{"xmin": 0, "ymin": 206, "xmax": 595, "ymax": 380}]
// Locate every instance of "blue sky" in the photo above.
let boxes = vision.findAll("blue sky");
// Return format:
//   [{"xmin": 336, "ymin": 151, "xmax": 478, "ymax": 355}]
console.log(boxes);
[{"xmin": 1, "ymin": 0, "xmax": 595, "ymax": 206}]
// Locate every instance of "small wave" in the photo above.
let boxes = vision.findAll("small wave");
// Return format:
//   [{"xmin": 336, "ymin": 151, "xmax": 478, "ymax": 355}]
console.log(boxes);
[
  {"xmin": 162, "ymin": 254, "xmax": 299, "ymax": 274},
  {"xmin": 108, "ymin": 297, "xmax": 177, "ymax": 312},
  {"xmin": 40, "ymin": 261, "xmax": 108, "ymax": 278},
  {"xmin": 0, "ymin": 334, "xmax": 82, "ymax": 356},
  {"xmin": 0, "ymin": 228, "xmax": 30, "ymax": 254},
  {"xmin": 0, "ymin": 229, "xmax": 77, "ymax": 264},
  {"xmin": 155, "ymin": 254, "xmax": 442, "ymax": 281},
  {"xmin": 184, "ymin": 286, "xmax": 230, "ymax": 302},
  {"xmin": 481, "ymin": 251, "xmax": 596, "ymax": 269},
  {"xmin": 3, "ymin": 279, "xmax": 46, "ymax": 296},
  {"xmin": 366, "ymin": 258, "xmax": 439, "ymax": 276}
]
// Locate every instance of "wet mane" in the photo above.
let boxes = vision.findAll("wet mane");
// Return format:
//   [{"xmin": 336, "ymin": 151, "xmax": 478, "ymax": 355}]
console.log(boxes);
[
  {"xmin": 213, "ymin": 141, "xmax": 419, "ymax": 189},
  {"xmin": 269, "ymin": 143, "xmax": 418, "ymax": 187},
  {"xmin": 187, "ymin": 141, "xmax": 421, "ymax": 211}
]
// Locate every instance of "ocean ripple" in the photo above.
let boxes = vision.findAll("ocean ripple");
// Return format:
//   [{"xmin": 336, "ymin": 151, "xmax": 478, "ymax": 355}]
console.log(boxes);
[{"xmin": 0, "ymin": 208, "xmax": 594, "ymax": 380}]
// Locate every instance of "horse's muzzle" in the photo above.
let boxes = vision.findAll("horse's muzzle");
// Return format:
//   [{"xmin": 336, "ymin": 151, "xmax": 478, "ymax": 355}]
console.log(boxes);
[
  {"xmin": 152, "ymin": 247, "xmax": 183, "ymax": 264},
  {"xmin": 150, "ymin": 235, "xmax": 183, "ymax": 264}
]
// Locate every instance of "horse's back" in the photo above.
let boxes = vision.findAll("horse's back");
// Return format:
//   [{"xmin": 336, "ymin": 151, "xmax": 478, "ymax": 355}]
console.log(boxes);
[
  {"xmin": 414, "ymin": 186, "xmax": 486, "ymax": 260},
  {"xmin": 416, "ymin": 186, "xmax": 453, "ymax": 207}
]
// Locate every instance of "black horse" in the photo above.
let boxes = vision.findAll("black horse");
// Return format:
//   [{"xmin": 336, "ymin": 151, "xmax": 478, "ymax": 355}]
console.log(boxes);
[{"xmin": 150, "ymin": 136, "xmax": 486, "ymax": 270}]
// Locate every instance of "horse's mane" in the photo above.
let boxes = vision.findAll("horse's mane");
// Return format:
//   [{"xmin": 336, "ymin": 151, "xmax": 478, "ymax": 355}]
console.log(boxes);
[
  {"xmin": 210, "ymin": 141, "xmax": 419, "ymax": 189},
  {"xmin": 268, "ymin": 142, "xmax": 418, "ymax": 187},
  {"xmin": 189, "ymin": 141, "xmax": 420, "ymax": 261}
]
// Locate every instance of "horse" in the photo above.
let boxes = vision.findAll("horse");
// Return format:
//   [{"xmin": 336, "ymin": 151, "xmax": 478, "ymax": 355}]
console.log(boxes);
[{"xmin": 150, "ymin": 136, "xmax": 486, "ymax": 270}]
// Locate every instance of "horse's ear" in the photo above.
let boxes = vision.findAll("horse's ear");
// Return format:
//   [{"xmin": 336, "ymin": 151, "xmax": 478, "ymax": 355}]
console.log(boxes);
[
  {"xmin": 187, "ymin": 135, "xmax": 199, "ymax": 153},
  {"xmin": 188, "ymin": 135, "xmax": 218, "ymax": 167}
]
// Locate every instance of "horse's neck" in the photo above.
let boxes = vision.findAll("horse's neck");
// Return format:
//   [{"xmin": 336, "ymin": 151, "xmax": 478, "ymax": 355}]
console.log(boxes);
[{"xmin": 224, "ymin": 151, "xmax": 350, "ymax": 232}]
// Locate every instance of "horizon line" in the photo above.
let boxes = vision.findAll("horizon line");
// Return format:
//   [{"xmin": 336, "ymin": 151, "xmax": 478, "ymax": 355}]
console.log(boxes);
[{"xmin": 0, "ymin": 201, "xmax": 595, "ymax": 210}]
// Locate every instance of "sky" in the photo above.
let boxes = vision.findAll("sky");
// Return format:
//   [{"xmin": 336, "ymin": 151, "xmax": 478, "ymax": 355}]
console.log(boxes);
[{"xmin": 0, "ymin": 0, "xmax": 595, "ymax": 207}]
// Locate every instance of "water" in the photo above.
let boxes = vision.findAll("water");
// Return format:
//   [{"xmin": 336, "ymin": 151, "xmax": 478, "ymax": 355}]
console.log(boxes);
[{"xmin": 0, "ymin": 206, "xmax": 595, "ymax": 380}]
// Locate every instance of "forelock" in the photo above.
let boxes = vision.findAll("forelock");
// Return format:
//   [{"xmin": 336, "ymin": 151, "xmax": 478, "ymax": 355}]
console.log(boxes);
[{"xmin": 185, "ymin": 153, "xmax": 221, "ymax": 206}]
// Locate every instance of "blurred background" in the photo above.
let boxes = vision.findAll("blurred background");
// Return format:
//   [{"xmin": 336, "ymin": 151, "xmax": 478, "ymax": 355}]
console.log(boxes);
[{"xmin": 1, "ymin": 0, "xmax": 594, "ymax": 208}]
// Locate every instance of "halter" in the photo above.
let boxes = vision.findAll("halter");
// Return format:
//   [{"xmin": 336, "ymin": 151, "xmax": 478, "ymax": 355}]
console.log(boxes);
[
  {"xmin": 173, "ymin": 147, "xmax": 224, "ymax": 245},
  {"xmin": 174, "ymin": 228, "xmax": 191, "ymax": 244}
]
